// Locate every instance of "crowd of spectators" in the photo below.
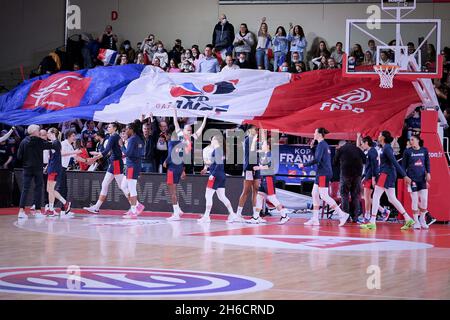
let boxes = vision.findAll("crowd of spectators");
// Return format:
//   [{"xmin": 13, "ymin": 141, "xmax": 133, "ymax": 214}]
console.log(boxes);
[{"xmin": 1, "ymin": 14, "xmax": 450, "ymax": 175}]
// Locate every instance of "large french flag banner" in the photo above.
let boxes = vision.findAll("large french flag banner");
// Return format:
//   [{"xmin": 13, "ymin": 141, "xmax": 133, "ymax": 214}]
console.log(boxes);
[{"xmin": 0, "ymin": 65, "xmax": 421, "ymax": 138}]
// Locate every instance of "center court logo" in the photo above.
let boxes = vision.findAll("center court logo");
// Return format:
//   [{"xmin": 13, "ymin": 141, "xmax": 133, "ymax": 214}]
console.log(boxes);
[
  {"xmin": 320, "ymin": 88, "xmax": 371, "ymax": 113},
  {"xmin": 0, "ymin": 267, "xmax": 272, "ymax": 297}
]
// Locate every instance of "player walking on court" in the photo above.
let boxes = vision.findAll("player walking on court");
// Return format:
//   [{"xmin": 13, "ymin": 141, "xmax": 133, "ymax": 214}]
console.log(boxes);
[
  {"xmin": 46, "ymin": 128, "xmax": 72, "ymax": 217},
  {"xmin": 298, "ymin": 128, "xmax": 350, "ymax": 227},
  {"xmin": 166, "ymin": 108, "xmax": 208, "ymax": 221},
  {"xmin": 237, "ymin": 125, "xmax": 261, "ymax": 223},
  {"xmin": 361, "ymin": 131, "xmax": 414, "ymax": 230},
  {"xmin": 84, "ymin": 123, "xmax": 143, "ymax": 215},
  {"xmin": 120, "ymin": 122, "xmax": 145, "ymax": 219},
  {"xmin": 252, "ymin": 135, "xmax": 290, "ymax": 225},
  {"xmin": 402, "ymin": 135, "xmax": 431, "ymax": 229},
  {"xmin": 197, "ymin": 135, "xmax": 238, "ymax": 223}
]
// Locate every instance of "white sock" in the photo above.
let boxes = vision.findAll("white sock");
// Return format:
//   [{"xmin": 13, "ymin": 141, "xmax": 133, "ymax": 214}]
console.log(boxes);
[
  {"xmin": 413, "ymin": 213, "xmax": 420, "ymax": 224},
  {"xmin": 253, "ymin": 207, "xmax": 260, "ymax": 219},
  {"xmin": 204, "ymin": 206, "xmax": 211, "ymax": 217},
  {"xmin": 226, "ymin": 205, "xmax": 234, "ymax": 215},
  {"xmin": 131, "ymin": 206, "xmax": 137, "ymax": 214},
  {"xmin": 370, "ymin": 215, "xmax": 376, "ymax": 224},
  {"xmin": 49, "ymin": 203, "xmax": 54, "ymax": 211},
  {"xmin": 236, "ymin": 207, "xmax": 243, "ymax": 216},
  {"xmin": 280, "ymin": 208, "xmax": 288, "ymax": 218},
  {"xmin": 365, "ymin": 211, "xmax": 371, "ymax": 220},
  {"xmin": 173, "ymin": 204, "xmax": 180, "ymax": 215},
  {"xmin": 94, "ymin": 200, "xmax": 103, "ymax": 210},
  {"xmin": 403, "ymin": 213, "xmax": 412, "ymax": 221},
  {"xmin": 312, "ymin": 210, "xmax": 319, "ymax": 221},
  {"xmin": 420, "ymin": 211, "xmax": 427, "ymax": 219}
]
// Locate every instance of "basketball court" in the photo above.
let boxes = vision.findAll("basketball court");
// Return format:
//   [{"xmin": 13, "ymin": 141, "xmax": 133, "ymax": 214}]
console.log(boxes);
[{"xmin": 0, "ymin": 0, "xmax": 449, "ymax": 304}]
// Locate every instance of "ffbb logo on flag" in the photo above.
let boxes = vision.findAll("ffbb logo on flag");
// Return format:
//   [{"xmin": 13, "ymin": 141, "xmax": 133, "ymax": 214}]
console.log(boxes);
[{"xmin": 23, "ymin": 72, "xmax": 91, "ymax": 111}]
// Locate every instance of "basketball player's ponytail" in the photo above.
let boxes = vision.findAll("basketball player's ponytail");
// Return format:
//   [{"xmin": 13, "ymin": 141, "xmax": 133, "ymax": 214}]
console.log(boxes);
[
  {"xmin": 48, "ymin": 127, "xmax": 61, "ymax": 141},
  {"xmin": 381, "ymin": 130, "xmax": 394, "ymax": 144},
  {"xmin": 317, "ymin": 127, "xmax": 330, "ymax": 137}
]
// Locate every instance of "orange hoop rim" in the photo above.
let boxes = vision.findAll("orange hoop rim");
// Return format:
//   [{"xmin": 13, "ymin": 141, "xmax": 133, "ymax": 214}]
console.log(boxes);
[{"xmin": 373, "ymin": 65, "xmax": 400, "ymax": 71}]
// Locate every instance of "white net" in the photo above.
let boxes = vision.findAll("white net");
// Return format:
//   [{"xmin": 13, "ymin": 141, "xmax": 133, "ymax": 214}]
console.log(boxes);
[{"xmin": 373, "ymin": 65, "xmax": 400, "ymax": 89}]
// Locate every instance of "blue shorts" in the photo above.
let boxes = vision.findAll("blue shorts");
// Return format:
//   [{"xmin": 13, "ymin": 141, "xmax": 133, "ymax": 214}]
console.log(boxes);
[
  {"xmin": 259, "ymin": 176, "xmax": 276, "ymax": 195},
  {"xmin": 376, "ymin": 172, "xmax": 396, "ymax": 189},
  {"xmin": 408, "ymin": 178, "xmax": 427, "ymax": 192},
  {"xmin": 314, "ymin": 175, "xmax": 331, "ymax": 188},
  {"xmin": 107, "ymin": 160, "xmax": 124, "ymax": 175},
  {"xmin": 126, "ymin": 165, "xmax": 141, "ymax": 180},
  {"xmin": 167, "ymin": 167, "xmax": 183, "ymax": 185},
  {"xmin": 207, "ymin": 174, "xmax": 226, "ymax": 190}
]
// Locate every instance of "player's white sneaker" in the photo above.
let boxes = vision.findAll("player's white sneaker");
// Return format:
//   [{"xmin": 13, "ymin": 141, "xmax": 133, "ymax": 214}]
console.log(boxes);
[
  {"xmin": 339, "ymin": 213, "xmax": 350, "ymax": 227},
  {"xmin": 304, "ymin": 219, "xmax": 320, "ymax": 226},
  {"xmin": 34, "ymin": 212, "xmax": 46, "ymax": 219},
  {"xmin": 167, "ymin": 213, "xmax": 181, "ymax": 221},
  {"xmin": 30, "ymin": 205, "xmax": 35, "ymax": 211},
  {"xmin": 247, "ymin": 217, "xmax": 267, "ymax": 224},
  {"xmin": 226, "ymin": 213, "xmax": 241, "ymax": 223},
  {"xmin": 123, "ymin": 212, "xmax": 137, "ymax": 219},
  {"xmin": 18, "ymin": 212, "xmax": 28, "ymax": 219},
  {"xmin": 83, "ymin": 205, "xmax": 99, "ymax": 214},
  {"xmin": 47, "ymin": 210, "xmax": 59, "ymax": 218},
  {"xmin": 419, "ymin": 216, "xmax": 429, "ymax": 229},
  {"xmin": 414, "ymin": 222, "xmax": 422, "ymax": 229},
  {"xmin": 197, "ymin": 215, "xmax": 211, "ymax": 224},
  {"xmin": 279, "ymin": 215, "xmax": 290, "ymax": 225}
]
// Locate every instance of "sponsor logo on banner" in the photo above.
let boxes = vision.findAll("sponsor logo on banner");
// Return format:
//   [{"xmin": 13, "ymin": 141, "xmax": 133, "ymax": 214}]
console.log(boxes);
[
  {"xmin": 168, "ymin": 80, "xmax": 239, "ymax": 115},
  {"xmin": 207, "ymin": 235, "xmax": 433, "ymax": 251},
  {"xmin": 320, "ymin": 88, "xmax": 371, "ymax": 113},
  {"xmin": 0, "ymin": 267, "xmax": 273, "ymax": 297},
  {"xmin": 23, "ymin": 72, "xmax": 91, "ymax": 111}
]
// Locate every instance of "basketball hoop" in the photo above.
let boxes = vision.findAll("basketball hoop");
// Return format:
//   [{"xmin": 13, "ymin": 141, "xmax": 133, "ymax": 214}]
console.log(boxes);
[{"xmin": 373, "ymin": 65, "xmax": 400, "ymax": 89}]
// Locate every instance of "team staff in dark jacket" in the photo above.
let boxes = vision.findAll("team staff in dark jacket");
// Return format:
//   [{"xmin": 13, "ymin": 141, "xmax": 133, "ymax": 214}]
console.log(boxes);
[
  {"xmin": 333, "ymin": 141, "xmax": 366, "ymax": 222},
  {"xmin": 361, "ymin": 131, "xmax": 414, "ymax": 231},
  {"xmin": 17, "ymin": 125, "xmax": 55, "ymax": 219},
  {"xmin": 298, "ymin": 128, "xmax": 350, "ymax": 227}
]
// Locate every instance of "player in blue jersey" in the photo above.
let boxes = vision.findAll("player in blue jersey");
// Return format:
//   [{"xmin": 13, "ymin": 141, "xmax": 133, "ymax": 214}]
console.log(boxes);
[
  {"xmin": 252, "ymin": 134, "xmax": 290, "ymax": 225},
  {"xmin": 298, "ymin": 128, "xmax": 350, "ymax": 227},
  {"xmin": 361, "ymin": 131, "xmax": 414, "ymax": 230},
  {"xmin": 236, "ymin": 125, "xmax": 261, "ymax": 223},
  {"xmin": 402, "ymin": 135, "xmax": 431, "ymax": 229},
  {"xmin": 197, "ymin": 135, "xmax": 237, "ymax": 223},
  {"xmin": 84, "ymin": 123, "xmax": 143, "ymax": 215},
  {"xmin": 166, "ymin": 107, "xmax": 208, "ymax": 221},
  {"xmin": 120, "ymin": 121, "xmax": 145, "ymax": 219},
  {"xmin": 46, "ymin": 128, "xmax": 72, "ymax": 217}
]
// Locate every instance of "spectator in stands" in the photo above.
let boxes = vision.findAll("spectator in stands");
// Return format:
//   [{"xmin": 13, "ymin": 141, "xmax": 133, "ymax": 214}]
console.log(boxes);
[
  {"xmin": 351, "ymin": 44, "xmax": 365, "ymax": 66},
  {"xmin": 135, "ymin": 52, "xmax": 146, "ymax": 65},
  {"xmin": 141, "ymin": 118, "xmax": 157, "ymax": 173},
  {"xmin": 119, "ymin": 54, "xmax": 128, "ymax": 65},
  {"xmin": 367, "ymin": 39, "xmax": 377, "ymax": 63},
  {"xmin": 169, "ymin": 39, "xmax": 184, "ymax": 63},
  {"xmin": 0, "ymin": 130, "xmax": 13, "ymax": 169},
  {"xmin": 140, "ymin": 34, "xmax": 157, "ymax": 63},
  {"xmin": 76, "ymin": 139, "xmax": 90, "ymax": 171},
  {"xmin": 179, "ymin": 49, "xmax": 195, "ymax": 72},
  {"xmin": 289, "ymin": 51, "xmax": 301, "ymax": 71},
  {"xmin": 212, "ymin": 14, "xmax": 235, "ymax": 58},
  {"xmin": 273, "ymin": 26, "xmax": 289, "ymax": 72},
  {"xmin": 312, "ymin": 41, "xmax": 330, "ymax": 70},
  {"xmin": 333, "ymin": 140, "xmax": 366, "ymax": 223},
  {"xmin": 287, "ymin": 23, "xmax": 307, "ymax": 62},
  {"xmin": 380, "ymin": 51, "xmax": 392, "ymax": 65},
  {"xmin": 100, "ymin": 25, "xmax": 118, "ymax": 51},
  {"xmin": 153, "ymin": 42, "xmax": 169, "ymax": 69},
  {"xmin": 155, "ymin": 120, "xmax": 170, "ymax": 173},
  {"xmin": 136, "ymin": 42, "xmax": 142, "ymax": 53},
  {"xmin": 191, "ymin": 45, "xmax": 204, "ymax": 70},
  {"xmin": 279, "ymin": 61, "xmax": 290, "ymax": 72},
  {"xmin": 152, "ymin": 57, "xmax": 164, "ymax": 71},
  {"xmin": 93, "ymin": 131, "xmax": 108, "ymax": 171},
  {"xmin": 294, "ymin": 61, "xmax": 306, "ymax": 73},
  {"xmin": 362, "ymin": 51, "xmax": 374, "ymax": 66},
  {"xmin": 405, "ymin": 106, "xmax": 422, "ymax": 139},
  {"xmin": 167, "ymin": 58, "xmax": 181, "ymax": 73},
  {"xmin": 222, "ymin": 55, "xmax": 240, "ymax": 72},
  {"xmin": 331, "ymin": 42, "xmax": 344, "ymax": 68},
  {"xmin": 81, "ymin": 120, "xmax": 98, "ymax": 155},
  {"xmin": 425, "ymin": 44, "xmax": 437, "ymax": 72},
  {"xmin": 197, "ymin": 45, "xmax": 220, "ymax": 73},
  {"xmin": 256, "ymin": 17, "xmax": 272, "ymax": 70},
  {"xmin": 119, "ymin": 40, "xmax": 136, "ymax": 64},
  {"xmin": 233, "ymin": 23, "xmax": 255, "ymax": 62},
  {"xmin": 327, "ymin": 57, "xmax": 338, "ymax": 69},
  {"xmin": 236, "ymin": 52, "xmax": 251, "ymax": 69}
]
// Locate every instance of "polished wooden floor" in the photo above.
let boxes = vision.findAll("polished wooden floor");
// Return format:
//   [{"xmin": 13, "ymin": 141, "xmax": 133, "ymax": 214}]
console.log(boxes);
[{"xmin": 0, "ymin": 207, "xmax": 449, "ymax": 300}]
